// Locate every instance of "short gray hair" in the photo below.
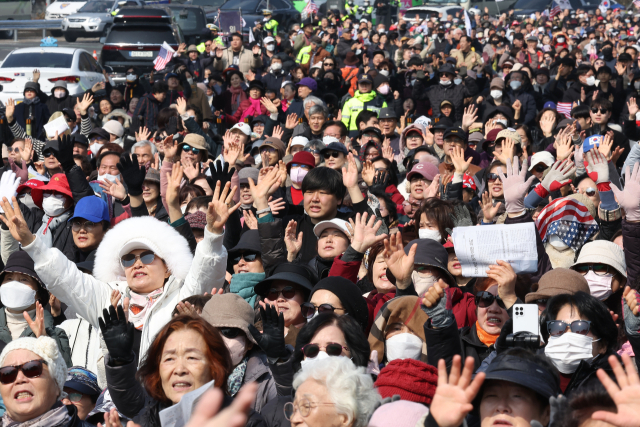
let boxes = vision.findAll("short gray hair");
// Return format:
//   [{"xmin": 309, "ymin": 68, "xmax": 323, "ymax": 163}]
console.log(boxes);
[
  {"xmin": 303, "ymin": 95, "xmax": 324, "ymax": 110},
  {"xmin": 304, "ymin": 139, "xmax": 326, "ymax": 151},
  {"xmin": 309, "ymin": 104, "xmax": 328, "ymax": 118},
  {"xmin": 292, "ymin": 357, "xmax": 380, "ymax": 427},
  {"xmin": 130, "ymin": 140, "xmax": 157, "ymax": 155}
]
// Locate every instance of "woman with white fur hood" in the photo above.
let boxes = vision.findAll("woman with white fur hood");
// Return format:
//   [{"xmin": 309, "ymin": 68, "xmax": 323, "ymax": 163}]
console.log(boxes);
[{"xmin": 0, "ymin": 181, "xmax": 238, "ymax": 364}]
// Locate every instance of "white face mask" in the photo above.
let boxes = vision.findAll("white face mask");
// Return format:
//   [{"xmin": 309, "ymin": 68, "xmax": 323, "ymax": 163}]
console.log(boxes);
[
  {"xmin": 585, "ymin": 76, "xmax": 596, "ymax": 86},
  {"xmin": 222, "ymin": 334, "xmax": 247, "ymax": 366},
  {"xmin": 634, "ymin": 81, "xmax": 640, "ymax": 90},
  {"xmin": 267, "ymin": 44, "xmax": 275, "ymax": 51},
  {"xmin": 584, "ymin": 270, "xmax": 613, "ymax": 300},
  {"xmin": 98, "ymin": 173, "xmax": 120, "ymax": 183},
  {"xmin": 495, "ymin": 119, "xmax": 508, "ymax": 127},
  {"xmin": 548, "ymin": 234, "xmax": 571, "ymax": 250},
  {"xmin": 385, "ymin": 333, "xmax": 423, "ymax": 362},
  {"xmin": 41, "ymin": 194, "xmax": 67, "ymax": 217},
  {"xmin": 453, "ymin": 78, "xmax": 462, "ymax": 85},
  {"xmin": 90, "ymin": 142, "xmax": 104, "ymax": 154},
  {"xmin": 557, "ymin": 37, "xmax": 565, "ymax": 43},
  {"xmin": 254, "ymin": 153, "xmax": 262, "ymax": 166},
  {"xmin": 0, "ymin": 281, "xmax": 36, "ymax": 311},
  {"xmin": 379, "ymin": 69, "xmax": 389, "ymax": 77},
  {"xmin": 412, "ymin": 270, "xmax": 439, "ymax": 296},
  {"xmin": 544, "ymin": 333, "xmax": 597, "ymax": 374},
  {"xmin": 126, "ymin": 74, "xmax": 137, "ymax": 82},
  {"xmin": 187, "ymin": 78, "xmax": 194, "ymax": 85},
  {"xmin": 491, "ymin": 89, "xmax": 503, "ymax": 99},
  {"xmin": 440, "ymin": 79, "xmax": 452, "ymax": 86},
  {"xmin": 510, "ymin": 80, "xmax": 522, "ymax": 90},
  {"xmin": 378, "ymin": 84, "xmax": 390, "ymax": 95},
  {"xmin": 54, "ymin": 89, "xmax": 66, "ymax": 99},
  {"xmin": 271, "ymin": 62, "xmax": 282, "ymax": 71},
  {"xmin": 590, "ymin": 39, "xmax": 597, "ymax": 45},
  {"xmin": 419, "ymin": 228, "xmax": 441, "ymax": 241},
  {"xmin": 300, "ymin": 349, "xmax": 351, "ymax": 369},
  {"xmin": 18, "ymin": 193, "xmax": 36, "ymax": 210}
]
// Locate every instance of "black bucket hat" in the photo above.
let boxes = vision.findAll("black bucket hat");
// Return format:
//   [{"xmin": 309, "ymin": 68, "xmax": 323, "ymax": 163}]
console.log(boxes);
[
  {"xmin": 254, "ymin": 263, "xmax": 317, "ymax": 297},
  {"xmin": 404, "ymin": 239, "xmax": 455, "ymax": 286},
  {"xmin": 0, "ymin": 251, "xmax": 43, "ymax": 286}
]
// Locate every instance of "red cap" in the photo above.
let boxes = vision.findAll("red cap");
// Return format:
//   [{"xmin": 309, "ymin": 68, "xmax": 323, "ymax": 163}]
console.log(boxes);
[
  {"xmin": 31, "ymin": 174, "xmax": 73, "ymax": 209},
  {"xmin": 486, "ymin": 128, "xmax": 501, "ymax": 142},
  {"xmin": 286, "ymin": 151, "xmax": 316, "ymax": 172},
  {"xmin": 16, "ymin": 179, "xmax": 45, "ymax": 195}
]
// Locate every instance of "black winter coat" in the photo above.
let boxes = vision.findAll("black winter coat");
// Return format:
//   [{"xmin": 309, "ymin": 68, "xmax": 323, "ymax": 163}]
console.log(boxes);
[
  {"xmin": 425, "ymin": 320, "xmax": 493, "ymax": 372},
  {"xmin": 14, "ymin": 99, "xmax": 50, "ymax": 140},
  {"xmin": 413, "ymin": 76, "xmax": 478, "ymax": 121}
]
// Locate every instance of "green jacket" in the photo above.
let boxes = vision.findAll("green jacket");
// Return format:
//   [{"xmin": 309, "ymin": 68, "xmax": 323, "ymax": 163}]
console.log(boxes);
[
  {"xmin": 197, "ymin": 36, "xmax": 224, "ymax": 53},
  {"xmin": 345, "ymin": 3, "xmax": 359, "ymax": 14},
  {"xmin": 341, "ymin": 90, "xmax": 387, "ymax": 131},
  {"xmin": 264, "ymin": 18, "xmax": 278, "ymax": 35},
  {"xmin": 296, "ymin": 45, "xmax": 313, "ymax": 65}
]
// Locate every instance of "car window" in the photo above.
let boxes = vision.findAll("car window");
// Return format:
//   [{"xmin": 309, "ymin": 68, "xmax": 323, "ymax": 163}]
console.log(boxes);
[
  {"xmin": 78, "ymin": 53, "xmax": 93, "ymax": 72},
  {"xmin": 221, "ymin": 0, "xmax": 264, "ymax": 10},
  {"xmin": 1, "ymin": 53, "xmax": 73, "ymax": 69},
  {"xmin": 78, "ymin": 1, "xmax": 111, "ymax": 12},
  {"xmin": 270, "ymin": 0, "xmax": 287, "ymax": 9},
  {"xmin": 105, "ymin": 26, "xmax": 178, "ymax": 44},
  {"xmin": 171, "ymin": 8, "xmax": 204, "ymax": 31},
  {"xmin": 190, "ymin": 0, "xmax": 225, "ymax": 7},
  {"xmin": 513, "ymin": 0, "xmax": 549, "ymax": 10}
]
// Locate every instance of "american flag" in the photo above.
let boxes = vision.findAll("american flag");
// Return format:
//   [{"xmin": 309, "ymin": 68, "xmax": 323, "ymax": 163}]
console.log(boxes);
[
  {"xmin": 557, "ymin": 102, "xmax": 572, "ymax": 118},
  {"xmin": 549, "ymin": 1, "xmax": 562, "ymax": 18},
  {"xmin": 635, "ymin": 0, "xmax": 640, "ymax": 9},
  {"xmin": 303, "ymin": 0, "xmax": 318, "ymax": 16},
  {"xmin": 153, "ymin": 42, "xmax": 175, "ymax": 71},
  {"xmin": 535, "ymin": 197, "xmax": 599, "ymax": 250}
]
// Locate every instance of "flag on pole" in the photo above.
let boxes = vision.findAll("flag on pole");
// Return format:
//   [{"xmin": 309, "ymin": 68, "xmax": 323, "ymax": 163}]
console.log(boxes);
[
  {"xmin": 549, "ymin": 1, "xmax": 562, "ymax": 18},
  {"xmin": 249, "ymin": 27, "xmax": 255, "ymax": 43},
  {"xmin": 634, "ymin": 0, "xmax": 640, "ymax": 8},
  {"xmin": 599, "ymin": 0, "xmax": 609, "ymax": 15},
  {"xmin": 302, "ymin": 0, "xmax": 318, "ymax": 20},
  {"xmin": 463, "ymin": 9, "xmax": 472, "ymax": 37},
  {"xmin": 153, "ymin": 42, "xmax": 174, "ymax": 71},
  {"xmin": 557, "ymin": 102, "xmax": 572, "ymax": 118}
]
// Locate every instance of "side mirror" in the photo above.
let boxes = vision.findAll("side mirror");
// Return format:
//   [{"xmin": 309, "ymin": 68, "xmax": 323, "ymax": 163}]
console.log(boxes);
[{"xmin": 99, "ymin": 37, "xmax": 106, "ymax": 44}]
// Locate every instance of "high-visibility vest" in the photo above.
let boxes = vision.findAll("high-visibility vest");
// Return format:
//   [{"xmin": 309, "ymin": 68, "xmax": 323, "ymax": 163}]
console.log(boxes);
[
  {"xmin": 296, "ymin": 45, "xmax": 313, "ymax": 64},
  {"xmin": 264, "ymin": 19, "xmax": 278, "ymax": 35}
]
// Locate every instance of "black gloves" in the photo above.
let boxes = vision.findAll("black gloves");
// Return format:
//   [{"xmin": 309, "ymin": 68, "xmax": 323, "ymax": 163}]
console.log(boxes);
[
  {"xmin": 206, "ymin": 160, "xmax": 236, "ymax": 191},
  {"xmin": 248, "ymin": 304, "xmax": 287, "ymax": 360},
  {"xmin": 117, "ymin": 154, "xmax": 145, "ymax": 196},
  {"xmin": 52, "ymin": 134, "xmax": 76, "ymax": 173},
  {"xmin": 99, "ymin": 305, "xmax": 135, "ymax": 365},
  {"xmin": 369, "ymin": 170, "xmax": 390, "ymax": 194}
]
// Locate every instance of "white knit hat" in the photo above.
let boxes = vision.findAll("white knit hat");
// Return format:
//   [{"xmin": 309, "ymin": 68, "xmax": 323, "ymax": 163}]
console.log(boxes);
[
  {"xmin": 0, "ymin": 337, "xmax": 67, "ymax": 394},
  {"xmin": 573, "ymin": 240, "xmax": 627, "ymax": 278}
]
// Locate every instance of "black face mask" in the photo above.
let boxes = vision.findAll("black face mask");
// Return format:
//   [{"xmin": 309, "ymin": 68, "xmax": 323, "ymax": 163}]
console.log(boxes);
[
  {"xmin": 491, "ymin": 39, "xmax": 499, "ymax": 45},
  {"xmin": 438, "ymin": 32, "xmax": 445, "ymax": 38}
]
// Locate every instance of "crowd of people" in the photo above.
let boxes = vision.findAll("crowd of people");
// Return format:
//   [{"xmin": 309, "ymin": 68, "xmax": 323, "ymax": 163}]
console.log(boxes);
[{"xmin": 2, "ymin": 2, "xmax": 640, "ymax": 427}]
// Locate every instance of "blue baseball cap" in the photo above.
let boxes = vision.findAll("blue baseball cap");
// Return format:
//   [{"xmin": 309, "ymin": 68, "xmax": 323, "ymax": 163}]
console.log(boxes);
[
  {"xmin": 64, "ymin": 366, "xmax": 102, "ymax": 396},
  {"xmin": 543, "ymin": 101, "xmax": 556, "ymax": 110},
  {"xmin": 583, "ymin": 134, "xmax": 603, "ymax": 153},
  {"xmin": 68, "ymin": 196, "xmax": 110, "ymax": 224},
  {"xmin": 164, "ymin": 72, "xmax": 179, "ymax": 81}
]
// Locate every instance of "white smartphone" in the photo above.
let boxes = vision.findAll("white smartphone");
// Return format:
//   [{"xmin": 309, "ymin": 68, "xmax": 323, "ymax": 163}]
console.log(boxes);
[{"xmin": 513, "ymin": 304, "xmax": 540, "ymax": 337}]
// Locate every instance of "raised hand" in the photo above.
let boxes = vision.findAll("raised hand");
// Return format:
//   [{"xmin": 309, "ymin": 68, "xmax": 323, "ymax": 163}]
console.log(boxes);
[
  {"xmin": 422, "ymin": 280, "xmax": 448, "ymax": 309},
  {"xmin": 272, "ymin": 125, "xmax": 284, "ymax": 141},
  {"xmin": 99, "ymin": 178, "xmax": 127, "ymax": 201},
  {"xmin": 52, "ymin": 134, "xmax": 76, "ymax": 173},
  {"xmin": 461, "ymin": 104, "xmax": 478, "ymax": 132},
  {"xmin": 370, "ymin": 170, "xmax": 390, "ymax": 193},
  {"xmin": 260, "ymin": 97, "xmax": 278, "ymax": 115},
  {"xmin": 77, "ymin": 93, "xmax": 94, "ymax": 116},
  {"xmin": 361, "ymin": 160, "xmax": 375, "ymax": 187},
  {"xmin": 183, "ymin": 161, "xmax": 201, "ymax": 181},
  {"xmin": 494, "ymin": 138, "xmax": 516, "ymax": 164},
  {"xmin": 498, "ymin": 157, "xmax": 535, "ymax": 214},
  {"xmin": 5, "ymin": 98, "xmax": 15, "ymax": 121},
  {"xmin": 382, "ymin": 145, "xmax": 394, "ymax": 162},
  {"xmin": 342, "ymin": 153, "xmax": 359, "ymax": 189},
  {"xmin": 592, "ymin": 354, "xmax": 640, "ymax": 427},
  {"xmin": 611, "ymin": 163, "xmax": 640, "ymax": 221},
  {"xmin": 0, "ymin": 172, "xmax": 21, "ymax": 213},
  {"xmin": 539, "ymin": 114, "xmax": 556, "ymax": 137},
  {"xmin": 243, "ymin": 210, "xmax": 258, "ymax": 230},
  {"xmin": 628, "ymin": 98, "xmax": 639, "ymax": 120},
  {"xmin": 285, "ymin": 113, "xmax": 298, "ymax": 130},
  {"xmin": 598, "ymin": 132, "xmax": 614, "ymax": 160},
  {"xmin": 451, "ymin": 146, "xmax": 471, "ymax": 175},
  {"xmin": 98, "ymin": 408, "xmax": 124, "ymax": 427},
  {"xmin": 247, "ymin": 304, "xmax": 287, "ymax": 359},
  {"xmin": 135, "ymin": 126, "xmax": 151, "ymax": 143},
  {"xmin": 284, "ymin": 220, "xmax": 303, "ymax": 261},
  {"xmin": 21, "ymin": 139, "xmax": 33, "ymax": 164},
  {"xmin": 176, "ymin": 97, "xmax": 188, "ymax": 115},
  {"xmin": 383, "ymin": 232, "xmax": 417, "ymax": 290},
  {"xmin": 117, "ymin": 154, "xmax": 145, "ymax": 196},
  {"xmin": 207, "ymin": 181, "xmax": 240, "ymax": 234},
  {"xmin": 249, "ymin": 167, "xmax": 280, "ymax": 210},
  {"xmin": 479, "ymin": 191, "xmax": 502, "ymax": 223},
  {"xmin": 163, "ymin": 136, "xmax": 179, "ymax": 162},
  {"xmin": 554, "ymin": 127, "xmax": 575, "ymax": 161},
  {"xmin": 205, "ymin": 160, "xmax": 236, "ymax": 190},
  {"xmin": 347, "ymin": 212, "xmax": 387, "ymax": 254},
  {"xmin": 166, "ymin": 162, "xmax": 184, "ymax": 210},
  {"xmin": 98, "ymin": 305, "xmax": 134, "ymax": 364},
  {"xmin": 49, "ymin": 294, "xmax": 61, "ymax": 317},
  {"xmin": 585, "ymin": 150, "xmax": 609, "ymax": 184},
  {"xmin": 267, "ymin": 196, "xmax": 285, "ymax": 216},
  {"xmin": 487, "ymin": 260, "xmax": 517, "ymax": 309},
  {"xmin": 425, "ymin": 174, "xmax": 440, "ymax": 199},
  {"xmin": 24, "ymin": 301, "xmax": 46, "ymax": 338},
  {"xmin": 223, "ymin": 139, "xmax": 242, "ymax": 166},
  {"xmin": 540, "ymin": 159, "xmax": 576, "ymax": 193}
]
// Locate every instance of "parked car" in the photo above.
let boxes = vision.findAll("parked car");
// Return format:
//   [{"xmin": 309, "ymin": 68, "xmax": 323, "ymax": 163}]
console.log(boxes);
[
  {"xmin": 167, "ymin": 4, "xmax": 207, "ymax": 45},
  {"xmin": 0, "ymin": 47, "xmax": 106, "ymax": 103},
  {"xmin": 46, "ymin": 0, "xmax": 90, "ymax": 36},
  {"xmin": 61, "ymin": 0, "xmax": 144, "ymax": 42},
  {"xmin": 403, "ymin": 5, "xmax": 470, "ymax": 25},
  {"xmin": 100, "ymin": 7, "xmax": 184, "ymax": 81},
  {"xmin": 512, "ymin": 0, "xmax": 618, "ymax": 18},
  {"xmin": 206, "ymin": 0, "xmax": 300, "ymax": 36}
]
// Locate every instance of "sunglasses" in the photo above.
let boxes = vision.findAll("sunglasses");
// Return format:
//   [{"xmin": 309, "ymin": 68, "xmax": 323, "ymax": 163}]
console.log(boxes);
[
  {"xmin": 532, "ymin": 298, "xmax": 548, "ymax": 307},
  {"xmin": 324, "ymin": 62, "xmax": 335, "ymax": 66},
  {"xmin": 591, "ymin": 107, "xmax": 610, "ymax": 114},
  {"xmin": 71, "ymin": 220, "xmax": 99, "ymax": 232},
  {"xmin": 305, "ymin": 149, "xmax": 320, "ymax": 155},
  {"xmin": 0, "ymin": 360, "xmax": 47, "ymax": 385},
  {"xmin": 301, "ymin": 342, "xmax": 347, "ymax": 358},
  {"xmin": 182, "ymin": 144, "xmax": 200, "ymax": 154},
  {"xmin": 486, "ymin": 173, "xmax": 502, "ymax": 182},
  {"xmin": 475, "ymin": 291, "xmax": 507, "ymax": 310},
  {"xmin": 8, "ymin": 147, "xmax": 20, "ymax": 153},
  {"xmin": 533, "ymin": 165, "xmax": 547, "ymax": 173},
  {"xmin": 323, "ymin": 151, "xmax": 342, "ymax": 159},
  {"xmin": 264, "ymin": 286, "xmax": 297, "ymax": 300},
  {"xmin": 67, "ymin": 392, "xmax": 83, "ymax": 402},
  {"xmin": 547, "ymin": 319, "xmax": 591, "ymax": 337},
  {"xmin": 232, "ymin": 252, "xmax": 258, "ymax": 264},
  {"xmin": 300, "ymin": 303, "xmax": 345, "ymax": 319},
  {"xmin": 42, "ymin": 151, "xmax": 56, "ymax": 158},
  {"xmin": 583, "ymin": 187, "xmax": 597, "ymax": 197},
  {"xmin": 573, "ymin": 263, "xmax": 611, "ymax": 276},
  {"xmin": 120, "ymin": 250, "xmax": 156, "ymax": 268},
  {"xmin": 219, "ymin": 327, "xmax": 242, "ymax": 339}
]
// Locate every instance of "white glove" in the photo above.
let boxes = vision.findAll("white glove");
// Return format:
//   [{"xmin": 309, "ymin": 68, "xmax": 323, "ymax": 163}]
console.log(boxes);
[{"xmin": 0, "ymin": 171, "xmax": 20, "ymax": 214}]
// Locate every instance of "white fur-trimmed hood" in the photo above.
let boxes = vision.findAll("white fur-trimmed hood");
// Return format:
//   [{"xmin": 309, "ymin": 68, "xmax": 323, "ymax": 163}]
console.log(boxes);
[{"xmin": 93, "ymin": 216, "xmax": 193, "ymax": 283}]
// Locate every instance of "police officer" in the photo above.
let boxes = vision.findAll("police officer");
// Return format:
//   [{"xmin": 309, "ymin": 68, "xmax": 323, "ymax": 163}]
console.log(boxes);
[
  {"xmin": 263, "ymin": 10, "xmax": 278, "ymax": 36},
  {"xmin": 345, "ymin": 0, "xmax": 358, "ymax": 20},
  {"xmin": 197, "ymin": 24, "xmax": 224, "ymax": 54},
  {"xmin": 361, "ymin": 0, "xmax": 373, "ymax": 21}
]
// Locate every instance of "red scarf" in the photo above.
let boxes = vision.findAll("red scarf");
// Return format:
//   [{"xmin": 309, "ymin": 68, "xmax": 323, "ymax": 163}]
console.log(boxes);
[
  {"xmin": 240, "ymin": 97, "xmax": 262, "ymax": 122},
  {"xmin": 229, "ymin": 86, "xmax": 247, "ymax": 113}
]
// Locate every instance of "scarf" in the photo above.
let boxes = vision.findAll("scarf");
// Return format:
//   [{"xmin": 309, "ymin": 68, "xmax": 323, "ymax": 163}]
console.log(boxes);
[
  {"xmin": 240, "ymin": 97, "xmax": 263, "ymax": 123},
  {"xmin": 229, "ymin": 86, "xmax": 247, "ymax": 114},
  {"xmin": 475, "ymin": 321, "xmax": 499, "ymax": 347},
  {"xmin": 229, "ymin": 272, "xmax": 265, "ymax": 307},
  {"xmin": 129, "ymin": 288, "xmax": 165, "ymax": 330},
  {"xmin": 36, "ymin": 210, "xmax": 71, "ymax": 248},
  {"xmin": 3, "ymin": 403, "xmax": 70, "ymax": 427},
  {"xmin": 22, "ymin": 97, "xmax": 40, "ymax": 106},
  {"xmin": 227, "ymin": 356, "xmax": 249, "ymax": 396}
]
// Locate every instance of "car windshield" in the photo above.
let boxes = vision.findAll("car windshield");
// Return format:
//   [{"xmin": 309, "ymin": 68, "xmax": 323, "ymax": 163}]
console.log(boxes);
[
  {"xmin": 170, "ymin": 8, "xmax": 204, "ymax": 31},
  {"xmin": 190, "ymin": 0, "xmax": 225, "ymax": 6},
  {"xmin": 105, "ymin": 26, "xmax": 177, "ymax": 44},
  {"xmin": 219, "ymin": 0, "xmax": 259, "ymax": 9},
  {"xmin": 78, "ymin": 1, "xmax": 112, "ymax": 12},
  {"xmin": 1, "ymin": 53, "xmax": 73, "ymax": 68},
  {"xmin": 513, "ymin": 0, "xmax": 549, "ymax": 9}
]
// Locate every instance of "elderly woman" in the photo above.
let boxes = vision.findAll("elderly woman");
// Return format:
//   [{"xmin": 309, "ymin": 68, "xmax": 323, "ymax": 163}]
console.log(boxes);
[
  {"xmin": 0, "ymin": 181, "xmax": 234, "ymax": 363},
  {"xmin": 231, "ymin": 80, "xmax": 268, "ymax": 125},
  {"xmin": 286, "ymin": 357, "xmax": 380, "ymax": 427},
  {"xmin": 0, "ymin": 336, "xmax": 90, "ymax": 426}
]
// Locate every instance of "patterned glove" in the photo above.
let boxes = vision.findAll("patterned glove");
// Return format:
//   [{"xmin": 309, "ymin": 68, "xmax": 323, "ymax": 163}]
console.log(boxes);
[{"xmin": 536, "ymin": 160, "xmax": 576, "ymax": 198}]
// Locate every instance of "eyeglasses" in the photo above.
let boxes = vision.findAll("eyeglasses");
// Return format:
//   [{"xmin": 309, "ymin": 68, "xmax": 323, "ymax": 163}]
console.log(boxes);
[
  {"xmin": 324, "ymin": 62, "xmax": 335, "ymax": 66},
  {"xmin": 305, "ymin": 149, "xmax": 320, "ymax": 155},
  {"xmin": 284, "ymin": 398, "xmax": 337, "ymax": 420},
  {"xmin": 120, "ymin": 250, "xmax": 156, "ymax": 268},
  {"xmin": 71, "ymin": 219, "xmax": 99, "ymax": 232},
  {"xmin": 182, "ymin": 144, "xmax": 200, "ymax": 154},
  {"xmin": 573, "ymin": 263, "xmax": 611, "ymax": 276},
  {"xmin": 486, "ymin": 173, "xmax": 502, "ymax": 182},
  {"xmin": 475, "ymin": 291, "xmax": 507, "ymax": 310},
  {"xmin": 0, "ymin": 360, "xmax": 47, "ymax": 385},
  {"xmin": 583, "ymin": 187, "xmax": 597, "ymax": 197},
  {"xmin": 8, "ymin": 147, "xmax": 20, "ymax": 153},
  {"xmin": 301, "ymin": 342, "xmax": 348, "ymax": 358},
  {"xmin": 323, "ymin": 151, "xmax": 342, "ymax": 159},
  {"xmin": 547, "ymin": 319, "xmax": 591, "ymax": 337},
  {"xmin": 232, "ymin": 252, "xmax": 258, "ymax": 264},
  {"xmin": 591, "ymin": 107, "xmax": 610, "ymax": 114},
  {"xmin": 532, "ymin": 298, "xmax": 548, "ymax": 308},
  {"xmin": 219, "ymin": 327, "xmax": 242, "ymax": 339},
  {"xmin": 67, "ymin": 392, "xmax": 83, "ymax": 402},
  {"xmin": 300, "ymin": 302, "xmax": 346, "ymax": 319},
  {"xmin": 42, "ymin": 151, "xmax": 56, "ymax": 158},
  {"xmin": 264, "ymin": 286, "xmax": 297, "ymax": 300}
]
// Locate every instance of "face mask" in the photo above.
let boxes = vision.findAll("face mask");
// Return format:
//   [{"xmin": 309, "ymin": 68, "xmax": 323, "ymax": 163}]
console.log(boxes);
[
  {"xmin": 41, "ymin": 195, "xmax": 67, "ymax": 217},
  {"xmin": 254, "ymin": 153, "xmax": 262, "ymax": 166},
  {"xmin": 222, "ymin": 335, "xmax": 246, "ymax": 366},
  {"xmin": 385, "ymin": 333, "xmax": 423, "ymax": 362},
  {"xmin": 267, "ymin": 44, "xmax": 275, "ymax": 51},
  {"xmin": 495, "ymin": 119, "xmax": 508, "ymax": 127},
  {"xmin": 54, "ymin": 89, "xmax": 66, "ymax": 99},
  {"xmin": 412, "ymin": 271, "xmax": 438, "ymax": 296},
  {"xmin": 548, "ymin": 234, "xmax": 571, "ymax": 250},
  {"xmin": 419, "ymin": 228, "xmax": 441, "ymax": 241},
  {"xmin": 590, "ymin": 39, "xmax": 597, "ymax": 45},
  {"xmin": 440, "ymin": 79, "xmax": 451, "ymax": 86},
  {"xmin": 453, "ymin": 78, "xmax": 462, "ymax": 85},
  {"xmin": 98, "ymin": 173, "xmax": 120, "ymax": 183},
  {"xmin": 491, "ymin": 89, "xmax": 503, "ymax": 99},
  {"xmin": 544, "ymin": 333, "xmax": 597, "ymax": 374},
  {"xmin": 271, "ymin": 62, "xmax": 282, "ymax": 71},
  {"xmin": 300, "ymin": 349, "xmax": 338, "ymax": 369},
  {"xmin": 510, "ymin": 80, "xmax": 522, "ymax": 90},
  {"xmin": 18, "ymin": 193, "xmax": 36, "ymax": 210},
  {"xmin": 585, "ymin": 76, "xmax": 596, "ymax": 86},
  {"xmin": 410, "ymin": 79, "xmax": 416, "ymax": 86},
  {"xmin": 438, "ymin": 33, "xmax": 445, "ymax": 39},
  {"xmin": 584, "ymin": 270, "xmax": 613, "ymax": 300},
  {"xmin": 557, "ymin": 37, "xmax": 565, "ymax": 42},
  {"xmin": 126, "ymin": 74, "xmax": 137, "ymax": 82},
  {"xmin": 0, "ymin": 281, "xmax": 36, "ymax": 311},
  {"xmin": 90, "ymin": 142, "xmax": 104, "ymax": 154},
  {"xmin": 379, "ymin": 69, "xmax": 389, "ymax": 77},
  {"xmin": 187, "ymin": 78, "xmax": 194, "ymax": 85},
  {"xmin": 290, "ymin": 167, "xmax": 308, "ymax": 185},
  {"xmin": 378, "ymin": 84, "xmax": 390, "ymax": 95},
  {"xmin": 634, "ymin": 81, "xmax": 640, "ymax": 90},
  {"xmin": 355, "ymin": 49, "xmax": 362, "ymax": 55}
]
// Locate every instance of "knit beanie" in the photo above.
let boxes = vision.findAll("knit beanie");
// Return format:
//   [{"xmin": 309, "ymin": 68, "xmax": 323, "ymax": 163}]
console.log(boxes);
[
  {"xmin": 368, "ymin": 400, "xmax": 430, "ymax": 427},
  {"xmin": 374, "ymin": 358, "xmax": 438, "ymax": 405},
  {"xmin": 309, "ymin": 277, "xmax": 369, "ymax": 332},
  {"xmin": 0, "ymin": 337, "xmax": 67, "ymax": 395}
]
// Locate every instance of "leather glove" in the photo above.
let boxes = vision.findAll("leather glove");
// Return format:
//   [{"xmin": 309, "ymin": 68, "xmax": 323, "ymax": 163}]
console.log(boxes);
[
  {"xmin": 52, "ymin": 134, "xmax": 75, "ymax": 173},
  {"xmin": 247, "ymin": 304, "xmax": 287, "ymax": 360},
  {"xmin": 499, "ymin": 157, "xmax": 536, "ymax": 213},
  {"xmin": 369, "ymin": 170, "xmax": 389, "ymax": 194},
  {"xmin": 537, "ymin": 160, "xmax": 576, "ymax": 196},
  {"xmin": 585, "ymin": 150, "xmax": 609, "ymax": 185},
  {"xmin": 98, "ymin": 305, "xmax": 134, "ymax": 364},
  {"xmin": 117, "ymin": 154, "xmax": 145, "ymax": 196},
  {"xmin": 206, "ymin": 160, "xmax": 236, "ymax": 191},
  {"xmin": 612, "ymin": 163, "xmax": 640, "ymax": 221}
]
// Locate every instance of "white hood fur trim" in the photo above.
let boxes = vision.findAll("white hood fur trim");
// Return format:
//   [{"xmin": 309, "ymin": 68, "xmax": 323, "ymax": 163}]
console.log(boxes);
[{"xmin": 94, "ymin": 216, "xmax": 193, "ymax": 283}]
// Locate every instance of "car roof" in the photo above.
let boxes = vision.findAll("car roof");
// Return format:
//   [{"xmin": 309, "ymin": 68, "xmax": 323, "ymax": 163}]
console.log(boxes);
[
  {"xmin": 114, "ymin": 6, "xmax": 171, "ymax": 16},
  {"xmin": 167, "ymin": 4, "xmax": 202, "ymax": 9},
  {"xmin": 8, "ymin": 47, "xmax": 80, "ymax": 55}
]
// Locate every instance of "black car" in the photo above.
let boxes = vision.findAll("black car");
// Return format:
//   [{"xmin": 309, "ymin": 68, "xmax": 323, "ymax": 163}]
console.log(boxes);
[
  {"xmin": 204, "ymin": 0, "xmax": 300, "ymax": 37},
  {"xmin": 100, "ymin": 7, "xmax": 185, "ymax": 78},
  {"xmin": 167, "ymin": 5, "xmax": 208, "ymax": 45}
]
